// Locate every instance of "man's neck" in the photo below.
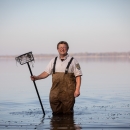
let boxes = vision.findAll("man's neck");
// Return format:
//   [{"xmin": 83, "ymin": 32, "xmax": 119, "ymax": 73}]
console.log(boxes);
[{"xmin": 60, "ymin": 53, "xmax": 68, "ymax": 59}]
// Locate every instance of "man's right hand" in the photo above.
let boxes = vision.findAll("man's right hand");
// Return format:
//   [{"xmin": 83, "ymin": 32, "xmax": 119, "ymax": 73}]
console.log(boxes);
[
  {"xmin": 30, "ymin": 71, "xmax": 49, "ymax": 81},
  {"xmin": 30, "ymin": 75, "xmax": 37, "ymax": 81}
]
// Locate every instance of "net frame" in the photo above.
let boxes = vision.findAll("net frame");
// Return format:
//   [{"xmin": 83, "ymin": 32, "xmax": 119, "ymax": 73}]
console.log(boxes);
[{"xmin": 15, "ymin": 52, "xmax": 34, "ymax": 65}]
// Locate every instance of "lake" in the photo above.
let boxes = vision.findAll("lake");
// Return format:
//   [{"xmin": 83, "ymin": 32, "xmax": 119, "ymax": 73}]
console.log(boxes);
[{"xmin": 0, "ymin": 58, "xmax": 130, "ymax": 130}]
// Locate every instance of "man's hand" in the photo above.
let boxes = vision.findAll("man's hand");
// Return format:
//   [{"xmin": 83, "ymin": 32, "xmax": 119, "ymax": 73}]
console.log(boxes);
[
  {"xmin": 74, "ymin": 76, "xmax": 81, "ymax": 98},
  {"xmin": 30, "ymin": 71, "xmax": 49, "ymax": 81},
  {"xmin": 74, "ymin": 89, "xmax": 80, "ymax": 97},
  {"xmin": 30, "ymin": 75, "xmax": 37, "ymax": 81}
]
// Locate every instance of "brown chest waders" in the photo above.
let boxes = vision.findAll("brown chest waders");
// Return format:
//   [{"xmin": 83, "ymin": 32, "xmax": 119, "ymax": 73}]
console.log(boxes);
[{"xmin": 50, "ymin": 57, "xmax": 76, "ymax": 114}]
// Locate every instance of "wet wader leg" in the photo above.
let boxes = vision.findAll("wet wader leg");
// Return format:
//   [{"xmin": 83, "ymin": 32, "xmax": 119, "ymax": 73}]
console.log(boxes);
[
  {"xmin": 62, "ymin": 99, "xmax": 75, "ymax": 114},
  {"xmin": 50, "ymin": 101, "xmax": 63, "ymax": 115},
  {"xmin": 50, "ymin": 91, "xmax": 63, "ymax": 115}
]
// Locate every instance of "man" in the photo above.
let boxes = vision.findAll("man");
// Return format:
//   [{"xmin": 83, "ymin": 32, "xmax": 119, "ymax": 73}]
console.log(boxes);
[{"xmin": 31, "ymin": 41, "xmax": 82, "ymax": 115}]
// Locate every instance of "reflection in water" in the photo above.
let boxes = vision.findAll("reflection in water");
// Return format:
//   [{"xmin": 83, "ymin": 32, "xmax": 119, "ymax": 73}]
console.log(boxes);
[
  {"xmin": 50, "ymin": 114, "xmax": 81, "ymax": 130},
  {"xmin": 36, "ymin": 114, "xmax": 81, "ymax": 129}
]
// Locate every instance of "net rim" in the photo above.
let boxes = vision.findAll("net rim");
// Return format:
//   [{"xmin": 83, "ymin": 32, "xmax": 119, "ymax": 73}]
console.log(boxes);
[
  {"xmin": 15, "ymin": 51, "xmax": 32, "ymax": 58},
  {"xmin": 15, "ymin": 51, "xmax": 34, "ymax": 65}
]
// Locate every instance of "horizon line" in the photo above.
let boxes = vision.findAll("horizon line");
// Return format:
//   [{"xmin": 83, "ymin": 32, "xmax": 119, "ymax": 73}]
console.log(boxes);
[{"xmin": 0, "ymin": 51, "xmax": 130, "ymax": 56}]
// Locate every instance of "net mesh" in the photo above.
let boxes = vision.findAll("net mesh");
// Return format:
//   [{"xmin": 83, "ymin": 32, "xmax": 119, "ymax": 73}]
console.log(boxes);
[{"xmin": 15, "ymin": 52, "xmax": 34, "ymax": 65}]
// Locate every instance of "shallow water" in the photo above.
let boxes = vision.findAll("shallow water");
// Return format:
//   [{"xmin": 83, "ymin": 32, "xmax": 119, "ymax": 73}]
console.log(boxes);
[{"xmin": 0, "ymin": 58, "xmax": 130, "ymax": 129}]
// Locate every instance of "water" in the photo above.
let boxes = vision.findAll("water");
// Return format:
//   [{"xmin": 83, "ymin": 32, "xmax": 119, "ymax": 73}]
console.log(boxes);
[{"xmin": 0, "ymin": 58, "xmax": 130, "ymax": 129}]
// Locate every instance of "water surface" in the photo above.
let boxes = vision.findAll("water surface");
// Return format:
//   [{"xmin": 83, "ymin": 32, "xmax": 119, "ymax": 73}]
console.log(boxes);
[{"xmin": 0, "ymin": 58, "xmax": 130, "ymax": 129}]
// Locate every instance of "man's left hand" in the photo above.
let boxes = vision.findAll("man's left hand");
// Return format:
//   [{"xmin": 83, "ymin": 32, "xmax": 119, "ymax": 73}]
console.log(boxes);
[{"xmin": 74, "ymin": 90, "xmax": 80, "ymax": 97}]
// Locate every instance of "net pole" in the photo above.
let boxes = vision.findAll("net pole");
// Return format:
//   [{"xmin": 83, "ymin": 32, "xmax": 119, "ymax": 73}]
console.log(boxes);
[{"xmin": 27, "ymin": 62, "xmax": 45, "ymax": 115}]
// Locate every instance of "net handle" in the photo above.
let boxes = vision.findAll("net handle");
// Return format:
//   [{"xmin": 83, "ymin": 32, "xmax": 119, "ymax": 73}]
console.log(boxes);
[{"xmin": 27, "ymin": 62, "xmax": 45, "ymax": 115}]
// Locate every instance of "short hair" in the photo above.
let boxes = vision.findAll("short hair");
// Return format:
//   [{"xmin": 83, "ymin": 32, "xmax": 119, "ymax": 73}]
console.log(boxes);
[{"xmin": 57, "ymin": 41, "xmax": 69, "ymax": 50}]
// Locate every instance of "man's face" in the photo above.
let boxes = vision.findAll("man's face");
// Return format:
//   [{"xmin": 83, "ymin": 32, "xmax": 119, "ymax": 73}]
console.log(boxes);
[{"xmin": 57, "ymin": 44, "xmax": 68, "ymax": 56}]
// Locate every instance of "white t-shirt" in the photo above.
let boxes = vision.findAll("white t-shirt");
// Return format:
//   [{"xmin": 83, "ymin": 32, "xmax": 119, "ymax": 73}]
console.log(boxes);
[{"xmin": 45, "ymin": 54, "xmax": 82, "ymax": 77}]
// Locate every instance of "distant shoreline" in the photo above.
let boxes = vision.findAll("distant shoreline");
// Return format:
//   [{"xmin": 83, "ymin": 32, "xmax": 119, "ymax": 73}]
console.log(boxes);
[{"xmin": 0, "ymin": 52, "xmax": 130, "ymax": 60}]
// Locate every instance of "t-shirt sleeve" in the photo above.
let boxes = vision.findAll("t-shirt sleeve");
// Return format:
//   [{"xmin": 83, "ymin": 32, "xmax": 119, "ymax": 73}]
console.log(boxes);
[
  {"xmin": 44, "ymin": 58, "xmax": 54, "ymax": 75},
  {"xmin": 73, "ymin": 58, "xmax": 83, "ymax": 77}
]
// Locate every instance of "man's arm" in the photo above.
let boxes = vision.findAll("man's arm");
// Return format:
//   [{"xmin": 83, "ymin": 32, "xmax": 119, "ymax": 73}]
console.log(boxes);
[
  {"xmin": 31, "ymin": 71, "xmax": 49, "ymax": 81},
  {"xmin": 74, "ymin": 76, "xmax": 81, "ymax": 97}
]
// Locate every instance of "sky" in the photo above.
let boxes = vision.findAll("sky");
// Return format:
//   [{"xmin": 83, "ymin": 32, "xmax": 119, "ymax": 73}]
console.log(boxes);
[{"xmin": 0, "ymin": 0, "xmax": 130, "ymax": 55}]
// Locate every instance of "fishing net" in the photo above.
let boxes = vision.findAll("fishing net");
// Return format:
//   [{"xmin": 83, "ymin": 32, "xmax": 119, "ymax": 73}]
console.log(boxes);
[
  {"xmin": 15, "ymin": 52, "xmax": 34, "ymax": 65},
  {"xmin": 15, "ymin": 52, "xmax": 45, "ymax": 115}
]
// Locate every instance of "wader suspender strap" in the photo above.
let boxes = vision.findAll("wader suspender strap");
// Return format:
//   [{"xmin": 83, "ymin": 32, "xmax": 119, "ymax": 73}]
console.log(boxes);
[
  {"xmin": 65, "ymin": 57, "xmax": 74, "ymax": 74},
  {"xmin": 53, "ymin": 57, "xmax": 57, "ymax": 74}
]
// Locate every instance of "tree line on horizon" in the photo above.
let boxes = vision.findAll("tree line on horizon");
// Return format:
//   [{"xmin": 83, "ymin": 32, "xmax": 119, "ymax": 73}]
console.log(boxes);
[{"xmin": 0, "ymin": 52, "xmax": 130, "ymax": 59}]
